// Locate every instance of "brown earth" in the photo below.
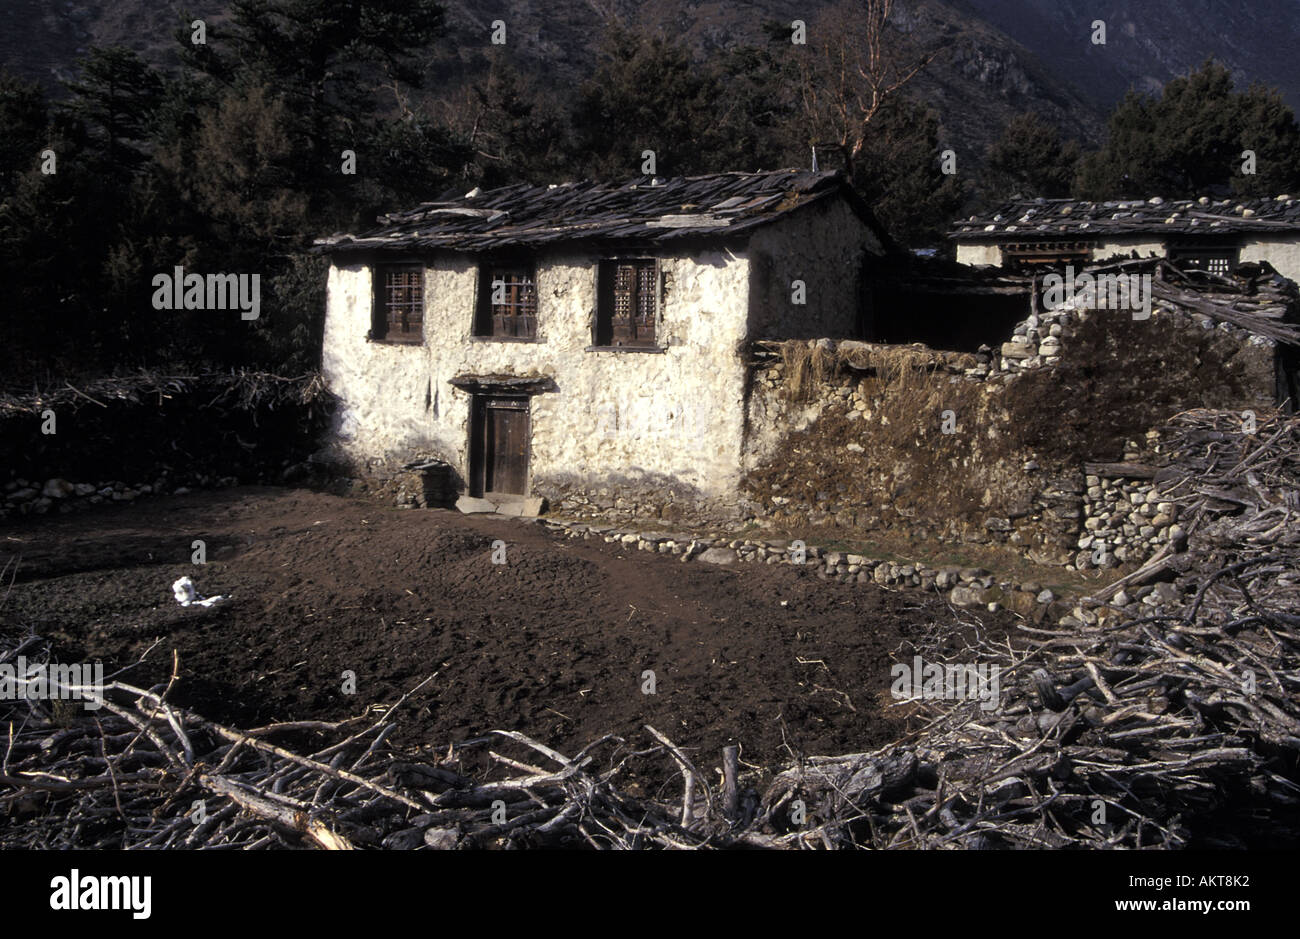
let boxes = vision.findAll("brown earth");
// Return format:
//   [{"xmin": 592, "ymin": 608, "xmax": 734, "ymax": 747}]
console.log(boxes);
[{"xmin": 0, "ymin": 487, "xmax": 1014, "ymax": 793}]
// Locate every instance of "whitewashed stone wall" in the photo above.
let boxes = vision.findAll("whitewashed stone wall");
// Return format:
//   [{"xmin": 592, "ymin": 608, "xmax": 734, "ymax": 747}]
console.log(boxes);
[
  {"xmin": 323, "ymin": 247, "xmax": 752, "ymax": 515},
  {"xmin": 957, "ymin": 238, "xmax": 1168, "ymax": 268},
  {"xmin": 322, "ymin": 260, "xmax": 436, "ymax": 464},
  {"xmin": 1240, "ymin": 237, "xmax": 1300, "ymax": 283},
  {"xmin": 322, "ymin": 202, "xmax": 884, "ymax": 517},
  {"xmin": 1091, "ymin": 239, "xmax": 1168, "ymax": 261},
  {"xmin": 954, "ymin": 243, "xmax": 1001, "ymax": 266}
]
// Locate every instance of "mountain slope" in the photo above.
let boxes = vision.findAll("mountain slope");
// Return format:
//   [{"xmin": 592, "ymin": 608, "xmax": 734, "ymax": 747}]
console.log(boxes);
[
  {"xmin": 960, "ymin": 0, "xmax": 1300, "ymax": 110},
  {"xmin": 2, "ymin": 0, "xmax": 1297, "ymax": 162}
]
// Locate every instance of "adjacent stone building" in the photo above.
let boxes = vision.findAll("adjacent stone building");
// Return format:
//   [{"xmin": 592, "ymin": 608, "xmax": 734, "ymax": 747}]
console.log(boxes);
[
  {"xmin": 951, "ymin": 195, "xmax": 1300, "ymax": 281},
  {"xmin": 314, "ymin": 170, "xmax": 887, "ymax": 517}
]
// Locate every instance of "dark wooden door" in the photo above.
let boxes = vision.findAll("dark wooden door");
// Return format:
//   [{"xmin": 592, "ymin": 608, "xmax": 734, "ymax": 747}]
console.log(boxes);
[{"xmin": 475, "ymin": 396, "xmax": 529, "ymax": 496}]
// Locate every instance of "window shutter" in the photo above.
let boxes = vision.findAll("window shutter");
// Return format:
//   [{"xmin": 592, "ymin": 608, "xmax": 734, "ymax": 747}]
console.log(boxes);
[
  {"xmin": 634, "ymin": 261, "xmax": 656, "ymax": 343},
  {"xmin": 596, "ymin": 258, "xmax": 659, "ymax": 348},
  {"xmin": 482, "ymin": 265, "xmax": 538, "ymax": 339},
  {"xmin": 375, "ymin": 264, "xmax": 423, "ymax": 342},
  {"xmin": 612, "ymin": 263, "xmax": 635, "ymax": 345}
]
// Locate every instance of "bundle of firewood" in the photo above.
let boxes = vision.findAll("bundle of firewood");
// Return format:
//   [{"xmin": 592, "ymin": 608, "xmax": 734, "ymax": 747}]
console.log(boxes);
[{"xmin": 738, "ymin": 606, "xmax": 1296, "ymax": 848}]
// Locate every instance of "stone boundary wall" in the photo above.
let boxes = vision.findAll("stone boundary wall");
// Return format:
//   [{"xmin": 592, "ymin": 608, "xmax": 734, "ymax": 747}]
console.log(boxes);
[
  {"xmin": 742, "ymin": 347, "xmax": 1079, "ymax": 564},
  {"xmin": 0, "ymin": 373, "xmax": 331, "ymax": 523},
  {"xmin": 2, "ymin": 474, "xmax": 243, "ymax": 519},
  {"xmin": 535, "ymin": 516, "xmax": 1173, "ymax": 627},
  {"xmin": 537, "ymin": 479, "xmax": 743, "ymax": 527},
  {"xmin": 742, "ymin": 294, "xmax": 1276, "ymax": 570},
  {"xmin": 991, "ymin": 295, "xmax": 1275, "ymax": 380},
  {"xmin": 1076, "ymin": 470, "xmax": 1185, "ymax": 571}
]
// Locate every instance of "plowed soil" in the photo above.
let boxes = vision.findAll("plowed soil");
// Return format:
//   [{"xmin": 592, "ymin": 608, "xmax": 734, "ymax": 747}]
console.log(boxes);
[{"xmin": 0, "ymin": 487, "xmax": 1013, "ymax": 791}]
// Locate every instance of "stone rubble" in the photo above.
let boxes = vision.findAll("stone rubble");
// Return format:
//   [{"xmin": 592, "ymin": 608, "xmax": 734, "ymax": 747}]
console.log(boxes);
[{"xmin": 1, "ymin": 474, "xmax": 240, "ymax": 519}]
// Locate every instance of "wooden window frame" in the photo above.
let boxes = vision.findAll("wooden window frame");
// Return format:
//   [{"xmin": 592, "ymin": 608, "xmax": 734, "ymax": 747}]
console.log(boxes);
[
  {"xmin": 371, "ymin": 262, "xmax": 425, "ymax": 344},
  {"xmin": 1002, "ymin": 242, "xmax": 1093, "ymax": 268},
  {"xmin": 475, "ymin": 258, "xmax": 538, "ymax": 341},
  {"xmin": 594, "ymin": 258, "xmax": 662, "ymax": 350},
  {"xmin": 1167, "ymin": 243, "xmax": 1240, "ymax": 277}
]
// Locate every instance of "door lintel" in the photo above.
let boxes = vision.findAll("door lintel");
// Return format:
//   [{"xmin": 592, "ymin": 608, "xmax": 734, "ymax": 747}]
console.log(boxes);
[{"xmin": 449, "ymin": 373, "xmax": 556, "ymax": 396}]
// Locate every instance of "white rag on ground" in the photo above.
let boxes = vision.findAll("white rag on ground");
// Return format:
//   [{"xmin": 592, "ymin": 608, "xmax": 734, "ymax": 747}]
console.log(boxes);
[{"xmin": 172, "ymin": 576, "xmax": 227, "ymax": 608}]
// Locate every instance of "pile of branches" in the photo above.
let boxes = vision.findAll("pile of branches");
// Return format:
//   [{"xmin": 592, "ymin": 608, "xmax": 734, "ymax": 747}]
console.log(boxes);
[
  {"xmin": 0, "ymin": 643, "xmax": 724, "ymax": 849},
  {"xmin": 743, "ymin": 610, "xmax": 1296, "ymax": 848},
  {"xmin": 1026, "ymin": 256, "xmax": 1300, "ymax": 346},
  {"xmin": 735, "ymin": 408, "xmax": 1300, "ymax": 848},
  {"xmin": 0, "ymin": 369, "xmax": 329, "ymax": 419},
  {"xmin": 1152, "ymin": 258, "xmax": 1300, "ymax": 347}
]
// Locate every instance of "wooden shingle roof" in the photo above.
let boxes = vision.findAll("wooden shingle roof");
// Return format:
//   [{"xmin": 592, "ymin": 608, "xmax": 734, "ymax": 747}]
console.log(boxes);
[
  {"xmin": 316, "ymin": 170, "xmax": 884, "ymax": 254},
  {"xmin": 951, "ymin": 195, "xmax": 1300, "ymax": 243}
]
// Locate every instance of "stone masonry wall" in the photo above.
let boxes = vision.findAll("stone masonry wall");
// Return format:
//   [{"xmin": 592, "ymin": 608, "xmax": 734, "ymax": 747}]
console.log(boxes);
[
  {"xmin": 742, "ymin": 293, "xmax": 1279, "ymax": 570},
  {"xmin": 322, "ymin": 248, "xmax": 753, "ymax": 521}
]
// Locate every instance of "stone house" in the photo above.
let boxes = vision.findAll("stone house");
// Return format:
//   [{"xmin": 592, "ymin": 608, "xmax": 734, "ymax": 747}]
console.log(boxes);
[
  {"xmin": 314, "ymin": 170, "xmax": 888, "ymax": 517},
  {"xmin": 951, "ymin": 195, "xmax": 1300, "ymax": 281}
]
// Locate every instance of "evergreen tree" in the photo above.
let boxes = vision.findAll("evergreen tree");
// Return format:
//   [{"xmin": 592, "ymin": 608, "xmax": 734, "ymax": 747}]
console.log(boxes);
[
  {"xmin": 463, "ymin": 59, "xmax": 572, "ymax": 188},
  {"xmin": 1231, "ymin": 82, "xmax": 1300, "ymax": 197},
  {"xmin": 1076, "ymin": 60, "xmax": 1300, "ymax": 198},
  {"xmin": 60, "ymin": 47, "xmax": 164, "ymax": 176},
  {"xmin": 569, "ymin": 26, "xmax": 734, "ymax": 179},
  {"xmin": 160, "ymin": 83, "xmax": 310, "ymax": 248},
  {"xmin": 180, "ymin": 0, "xmax": 454, "ymax": 223},
  {"xmin": 850, "ymin": 97, "xmax": 964, "ymax": 248},
  {"xmin": 981, "ymin": 113, "xmax": 1080, "ymax": 202},
  {"xmin": 0, "ymin": 71, "xmax": 48, "ymax": 199}
]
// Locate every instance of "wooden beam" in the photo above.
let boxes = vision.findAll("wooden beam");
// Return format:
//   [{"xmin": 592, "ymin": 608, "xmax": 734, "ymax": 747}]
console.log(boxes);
[{"xmin": 1084, "ymin": 461, "xmax": 1158, "ymax": 479}]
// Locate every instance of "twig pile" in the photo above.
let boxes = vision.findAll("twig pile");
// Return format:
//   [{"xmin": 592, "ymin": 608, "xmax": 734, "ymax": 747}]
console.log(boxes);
[
  {"xmin": 1028, "ymin": 256, "xmax": 1300, "ymax": 346},
  {"xmin": 0, "ymin": 370, "xmax": 328, "ymax": 418},
  {"xmin": 734, "ymin": 408, "xmax": 1300, "ymax": 848},
  {"xmin": 1151, "ymin": 259, "xmax": 1300, "ymax": 346},
  {"xmin": 0, "ymin": 645, "xmax": 719, "ymax": 849}
]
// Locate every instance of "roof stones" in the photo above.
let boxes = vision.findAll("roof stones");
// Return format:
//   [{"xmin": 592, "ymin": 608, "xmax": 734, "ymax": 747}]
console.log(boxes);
[
  {"xmin": 316, "ymin": 169, "xmax": 878, "ymax": 254},
  {"xmin": 952, "ymin": 194, "xmax": 1300, "ymax": 241}
]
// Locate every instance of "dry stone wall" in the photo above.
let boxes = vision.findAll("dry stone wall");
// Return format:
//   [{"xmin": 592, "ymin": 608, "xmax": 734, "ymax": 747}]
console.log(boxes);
[
  {"xmin": 537, "ymin": 516, "xmax": 1126, "ymax": 627},
  {"xmin": 742, "ymin": 294, "xmax": 1279, "ymax": 570}
]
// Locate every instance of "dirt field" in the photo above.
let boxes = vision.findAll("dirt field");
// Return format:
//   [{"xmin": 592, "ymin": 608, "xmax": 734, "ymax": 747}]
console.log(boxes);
[{"xmin": 1, "ymin": 487, "xmax": 1014, "ymax": 793}]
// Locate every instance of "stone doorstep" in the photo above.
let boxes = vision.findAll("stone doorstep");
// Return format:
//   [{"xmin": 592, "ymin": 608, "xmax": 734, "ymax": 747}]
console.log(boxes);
[
  {"xmin": 492, "ymin": 496, "xmax": 546, "ymax": 517},
  {"xmin": 454, "ymin": 494, "xmax": 546, "ymax": 517},
  {"xmin": 454, "ymin": 496, "xmax": 497, "ymax": 514}
]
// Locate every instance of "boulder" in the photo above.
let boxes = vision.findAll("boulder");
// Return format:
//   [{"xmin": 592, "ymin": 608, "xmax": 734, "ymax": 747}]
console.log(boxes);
[
  {"xmin": 949, "ymin": 586, "xmax": 981, "ymax": 608},
  {"xmin": 697, "ymin": 547, "xmax": 738, "ymax": 566},
  {"xmin": 42, "ymin": 479, "xmax": 75, "ymax": 499}
]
